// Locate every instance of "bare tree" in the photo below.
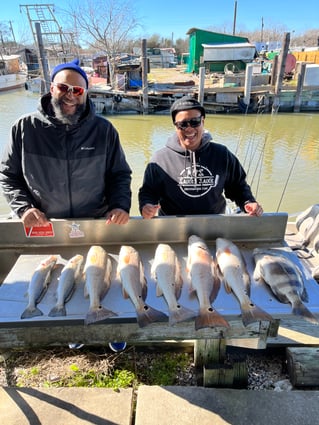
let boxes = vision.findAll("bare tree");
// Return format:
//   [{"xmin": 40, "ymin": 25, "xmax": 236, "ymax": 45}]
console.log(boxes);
[{"xmin": 67, "ymin": 0, "xmax": 141, "ymax": 86}]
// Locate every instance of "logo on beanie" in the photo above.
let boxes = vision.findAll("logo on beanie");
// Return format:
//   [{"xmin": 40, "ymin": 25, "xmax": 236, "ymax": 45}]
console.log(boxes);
[{"xmin": 178, "ymin": 165, "xmax": 219, "ymax": 197}]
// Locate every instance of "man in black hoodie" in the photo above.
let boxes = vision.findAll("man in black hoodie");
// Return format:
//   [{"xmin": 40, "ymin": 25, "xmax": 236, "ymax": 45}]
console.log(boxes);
[{"xmin": 138, "ymin": 95, "xmax": 263, "ymax": 219}]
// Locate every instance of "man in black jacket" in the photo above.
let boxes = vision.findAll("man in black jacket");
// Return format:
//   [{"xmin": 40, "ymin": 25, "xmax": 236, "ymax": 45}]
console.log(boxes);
[
  {"xmin": 0, "ymin": 59, "xmax": 132, "ymax": 228},
  {"xmin": 139, "ymin": 96, "xmax": 263, "ymax": 219}
]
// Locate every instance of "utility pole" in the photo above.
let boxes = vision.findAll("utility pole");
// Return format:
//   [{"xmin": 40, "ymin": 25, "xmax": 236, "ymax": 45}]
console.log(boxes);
[
  {"xmin": 141, "ymin": 38, "xmax": 149, "ymax": 114},
  {"xmin": 233, "ymin": 1, "xmax": 237, "ymax": 35},
  {"xmin": 261, "ymin": 17, "xmax": 264, "ymax": 43},
  {"xmin": 8, "ymin": 21, "xmax": 16, "ymax": 45}
]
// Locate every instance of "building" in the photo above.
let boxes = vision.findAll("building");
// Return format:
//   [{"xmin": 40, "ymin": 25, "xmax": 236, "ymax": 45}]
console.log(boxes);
[{"xmin": 186, "ymin": 28, "xmax": 255, "ymax": 74}]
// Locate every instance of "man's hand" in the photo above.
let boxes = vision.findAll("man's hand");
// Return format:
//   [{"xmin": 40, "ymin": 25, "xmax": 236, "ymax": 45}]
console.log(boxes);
[
  {"xmin": 21, "ymin": 208, "xmax": 49, "ymax": 227},
  {"xmin": 105, "ymin": 208, "xmax": 129, "ymax": 225},
  {"xmin": 141, "ymin": 203, "xmax": 160, "ymax": 219},
  {"xmin": 244, "ymin": 202, "xmax": 263, "ymax": 217}
]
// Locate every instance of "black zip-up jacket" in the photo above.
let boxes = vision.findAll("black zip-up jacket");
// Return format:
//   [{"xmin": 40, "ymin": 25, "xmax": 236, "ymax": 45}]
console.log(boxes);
[
  {"xmin": 0, "ymin": 93, "xmax": 132, "ymax": 218},
  {"xmin": 138, "ymin": 130, "xmax": 255, "ymax": 216}
]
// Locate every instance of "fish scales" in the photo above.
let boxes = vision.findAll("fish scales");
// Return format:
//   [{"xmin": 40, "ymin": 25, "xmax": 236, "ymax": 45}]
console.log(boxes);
[
  {"xmin": 21, "ymin": 255, "xmax": 58, "ymax": 319},
  {"xmin": 83, "ymin": 245, "xmax": 117, "ymax": 325},
  {"xmin": 118, "ymin": 245, "xmax": 167, "ymax": 328},
  {"xmin": 187, "ymin": 235, "xmax": 230, "ymax": 330},
  {"xmin": 253, "ymin": 248, "xmax": 319, "ymax": 325},
  {"xmin": 151, "ymin": 243, "xmax": 195, "ymax": 326},
  {"xmin": 216, "ymin": 238, "xmax": 273, "ymax": 327},
  {"xmin": 48, "ymin": 254, "xmax": 84, "ymax": 317}
]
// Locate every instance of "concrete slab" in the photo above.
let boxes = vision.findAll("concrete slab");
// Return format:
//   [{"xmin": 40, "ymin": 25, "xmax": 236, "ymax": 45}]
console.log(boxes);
[
  {"xmin": 0, "ymin": 387, "xmax": 133, "ymax": 425},
  {"xmin": 135, "ymin": 386, "xmax": 319, "ymax": 425}
]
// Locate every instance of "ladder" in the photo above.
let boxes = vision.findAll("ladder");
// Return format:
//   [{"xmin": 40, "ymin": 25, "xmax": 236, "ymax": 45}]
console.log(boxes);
[{"xmin": 20, "ymin": 4, "xmax": 76, "ymax": 59}]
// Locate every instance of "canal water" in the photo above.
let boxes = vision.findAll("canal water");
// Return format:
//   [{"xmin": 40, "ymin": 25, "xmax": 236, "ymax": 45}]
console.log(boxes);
[{"xmin": 1, "ymin": 88, "xmax": 318, "ymax": 218}]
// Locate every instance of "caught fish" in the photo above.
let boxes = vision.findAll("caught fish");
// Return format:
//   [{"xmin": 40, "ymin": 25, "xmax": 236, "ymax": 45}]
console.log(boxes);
[
  {"xmin": 296, "ymin": 204, "xmax": 319, "ymax": 231},
  {"xmin": 215, "ymin": 238, "xmax": 273, "ymax": 327},
  {"xmin": 48, "ymin": 254, "xmax": 84, "ymax": 317},
  {"xmin": 187, "ymin": 235, "xmax": 230, "ymax": 330},
  {"xmin": 151, "ymin": 243, "xmax": 195, "ymax": 326},
  {"xmin": 83, "ymin": 245, "xmax": 116, "ymax": 325},
  {"xmin": 253, "ymin": 247, "xmax": 319, "ymax": 325},
  {"xmin": 117, "ymin": 245, "xmax": 167, "ymax": 328},
  {"xmin": 21, "ymin": 255, "xmax": 58, "ymax": 319},
  {"xmin": 300, "ymin": 214, "xmax": 319, "ymax": 248}
]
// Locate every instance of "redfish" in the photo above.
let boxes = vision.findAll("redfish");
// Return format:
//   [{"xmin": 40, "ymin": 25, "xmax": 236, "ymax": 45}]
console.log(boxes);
[
  {"xmin": 83, "ymin": 246, "xmax": 117, "ymax": 325},
  {"xmin": 216, "ymin": 238, "xmax": 273, "ymax": 327},
  {"xmin": 48, "ymin": 254, "xmax": 84, "ymax": 317},
  {"xmin": 21, "ymin": 255, "xmax": 58, "ymax": 319},
  {"xmin": 187, "ymin": 235, "xmax": 230, "ymax": 330},
  {"xmin": 151, "ymin": 243, "xmax": 195, "ymax": 326},
  {"xmin": 118, "ymin": 245, "xmax": 167, "ymax": 328}
]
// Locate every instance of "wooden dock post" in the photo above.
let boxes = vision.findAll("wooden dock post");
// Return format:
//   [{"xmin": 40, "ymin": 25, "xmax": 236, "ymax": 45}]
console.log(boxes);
[
  {"xmin": 272, "ymin": 32, "xmax": 290, "ymax": 114},
  {"xmin": 141, "ymin": 38, "xmax": 149, "ymax": 114},
  {"xmin": 287, "ymin": 347, "xmax": 319, "ymax": 387},
  {"xmin": 198, "ymin": 67, "xmax": 205, "ymax": 105},
  {"xmin": 293, "ymin": 63, "xmax": 306, "ymax": 112}
]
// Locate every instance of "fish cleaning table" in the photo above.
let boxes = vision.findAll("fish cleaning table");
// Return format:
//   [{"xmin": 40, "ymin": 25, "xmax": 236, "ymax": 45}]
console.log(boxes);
[{"xmin": 1, "ymin": 213, "xmax": 319, "ymax": 353}]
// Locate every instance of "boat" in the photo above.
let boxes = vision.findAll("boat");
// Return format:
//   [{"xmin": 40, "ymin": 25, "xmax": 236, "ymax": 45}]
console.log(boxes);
[{"xmin": 0, "ymin": 54, "xmax": 28, "ymax": 92}]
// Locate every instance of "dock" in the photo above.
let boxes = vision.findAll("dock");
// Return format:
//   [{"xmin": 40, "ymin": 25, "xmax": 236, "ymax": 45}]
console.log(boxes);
[{"xmin": 88, "ymin": 66, "xmax": 319, "ymax": 114}]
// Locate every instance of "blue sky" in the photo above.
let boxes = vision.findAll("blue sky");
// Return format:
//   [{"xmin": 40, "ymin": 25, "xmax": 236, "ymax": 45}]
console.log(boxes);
[{"xmin": 1, "ymin": 0, "xmax": 318, "ymax": 44}]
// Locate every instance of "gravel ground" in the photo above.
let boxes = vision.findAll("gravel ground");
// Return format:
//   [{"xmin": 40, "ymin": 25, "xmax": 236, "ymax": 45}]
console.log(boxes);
[{"xmin": 0, "ymin": 344, "xmax": 294, "ymax": 391}]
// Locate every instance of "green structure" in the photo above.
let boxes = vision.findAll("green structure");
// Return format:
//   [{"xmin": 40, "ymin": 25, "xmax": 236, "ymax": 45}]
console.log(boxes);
[{"xmin": 186, "ymin": 28, "xmax": 251, "ymax": 74}]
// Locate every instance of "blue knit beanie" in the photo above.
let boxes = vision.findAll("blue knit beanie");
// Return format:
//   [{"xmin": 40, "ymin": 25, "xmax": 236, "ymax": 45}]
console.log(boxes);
[{"xmin": 51, "ymin": 59, "xmax": 89, "ymax": 88}]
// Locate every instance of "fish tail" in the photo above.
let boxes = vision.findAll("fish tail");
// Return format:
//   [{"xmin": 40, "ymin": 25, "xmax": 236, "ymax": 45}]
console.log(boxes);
[
  {"xmin": 195, "ymin": 307, "xmax": 230, "ymax": 330},
  {"xmin": 241, "ymin": 302, "xmax": 274, "ymax": 327},
  {"xmin": 136, "ymin": 305, "xmax": 167, "ymax": 328},
  {"xmin": 85, "ymin": 306, "xmax": 117, "ymax": 325},
  {"xmin": 169, "ymin": 304, "xmax": 196, "ymax": 326},
  {"xmin": 48, "ymin": 304, "xmax": 67, "ymax": 317},
  {"xmin": 292, "ymin": 301, "xmax": 319, "ymax": 325},
  {"xmin": 21, "ymin": 306, "xmax": 43, "ymax": 319}
]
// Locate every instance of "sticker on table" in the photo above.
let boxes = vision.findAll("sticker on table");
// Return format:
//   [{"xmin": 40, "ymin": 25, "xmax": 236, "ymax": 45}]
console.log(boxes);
[
  {"xmin": 24, "ymin": 222, "xmax": 55, "ymax": 238},
  {"xmin": 68, "ymin": 222, "xmax": 85, "ymax": 238}
]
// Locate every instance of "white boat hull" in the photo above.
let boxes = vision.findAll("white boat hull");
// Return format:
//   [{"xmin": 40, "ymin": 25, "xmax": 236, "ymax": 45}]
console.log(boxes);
[{"xmin": 0, "ymin": 72, "xmax": 28, "ymax": 92}]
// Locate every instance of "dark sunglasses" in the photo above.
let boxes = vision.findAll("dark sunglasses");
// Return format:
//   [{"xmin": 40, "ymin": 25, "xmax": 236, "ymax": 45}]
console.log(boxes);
[
  {"xmin": 52, "ymin": 82, "xmax": 86, "ymax": 96},
  {"xmin": 174, "ymin": 116, "xmax": 202, "ymax": 130}
]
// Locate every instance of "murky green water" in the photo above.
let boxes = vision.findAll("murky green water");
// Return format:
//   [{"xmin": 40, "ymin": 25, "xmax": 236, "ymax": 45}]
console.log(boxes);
[{"xmin": 1, "ymin": 88, "xmax": 318, "ymax": 217}]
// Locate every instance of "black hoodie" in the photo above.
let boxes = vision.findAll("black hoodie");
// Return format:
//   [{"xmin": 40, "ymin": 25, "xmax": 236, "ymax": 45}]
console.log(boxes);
[{"xmin": 138, "ymin": 130, "xmax": 255, "ymax": 216}]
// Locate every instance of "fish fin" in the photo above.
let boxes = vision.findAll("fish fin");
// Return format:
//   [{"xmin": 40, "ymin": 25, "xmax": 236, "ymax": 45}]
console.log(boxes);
[
  {"xmin": 240, "ymin": 302, "xmax": 274, "ymax": 327},
  {"xmin": 141, "ymin": 276, "xmax": 148, "ymax": 300},
  {"xmin": 156, "ymin": 284, "xmax": 163, "ymax": 297},
  {"xmin": 150, "ymin": 261, "xmax": 156, "ymax": 278},
  {"xmin": 136, "ymin": 304, "xmax": 167, "ymax": 328},
  {"xmin": 292, "ymin": 300, "xmax": 319, "ymax": 325},
  {"xmin": 253, "ymin": 262, "xmax": 262, "ymax": 281},
  {"xmin": 210, "ymin": 268, "xmax": 221, "ymax": 303},
  {"xmin": 21, "ymin": 306, "xmax": 43, "ymax": 319},
  {"xmin": 85, "ymin": 305, "xmax": 117, "ymax": 325},
  {"xmin": 168, "ymin": 304, "xmax": 196, "ymax": 326},
  {"xmin": 300, "ymin": 286, "xmax": 309, "ymax": 303},
  {"xmin": 75, "ymin": 272, "xmax": 85, "ymax": 286},
  {"xmin": 122, "ymin": 287, "xmax": 130, "ymax": 299},
  {"xmin": 188, "ymin": 283, "xmax": 197, "ymax": 298},
  {"xmin": 174, "ymin": 259, "xmax": 183, "ymax": 299},
  {"xmin": 63, "ymin": 285, "xmax": 77, "ymax": 303},
  {"xmin": 83, "ymin": 283, "xmax": 89, "ymax": 298},
  {"xmin": 195, "ymin": 307, "xmax": 230, "ymax": 330},
  {"xmin": 48, "ymin": 305, "xmax": 67, "ymax": 317},
  {"xmin": 223, "ymin": 280, "xmax": 233, "ymax": 294},
  {"xmin": 215, "ymin": 260, "xmax": 224, "ymax": 280}
]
